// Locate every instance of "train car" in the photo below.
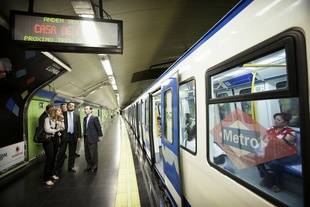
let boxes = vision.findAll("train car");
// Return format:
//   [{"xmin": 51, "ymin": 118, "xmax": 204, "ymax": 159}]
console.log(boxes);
[{"xmin": 123, "ymin": 0, "xmax": 310, "ymax": 206}]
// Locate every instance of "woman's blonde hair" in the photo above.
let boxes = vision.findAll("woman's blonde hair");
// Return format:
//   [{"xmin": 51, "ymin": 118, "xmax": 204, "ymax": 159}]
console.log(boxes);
[{"xmin": 50, "ymin": 107, "xmax": 63, "ymax": 121}]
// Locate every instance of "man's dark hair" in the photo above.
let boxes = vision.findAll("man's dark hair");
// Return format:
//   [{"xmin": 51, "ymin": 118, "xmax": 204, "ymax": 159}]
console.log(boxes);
[
  {"xmin": 46, "ymin": 104, "xmax": 53, "ymax": 111},
  {"xmin": 273, "ymin": 112, "xmax": 292, "ymax": 123},
  {"xmin": 85, "ymin": 105, "xmax": 93, "ymax": 110}
]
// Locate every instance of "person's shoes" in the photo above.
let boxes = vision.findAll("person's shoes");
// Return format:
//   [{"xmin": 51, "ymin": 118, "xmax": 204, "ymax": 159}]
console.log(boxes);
[
  {"xmin": 68, "ymin": 168, "xmax": 77, "ymax": 173},
  {"xmin": 52, "ymin": 175, "xmax": 59, "ymax": 181},
  {"xmin": 75, "ymin": 153, "xmax": 80, "ymax": 157},
  {"xmin": 45, "ymin": 180, "xmax": 54, "ymax": 186}
]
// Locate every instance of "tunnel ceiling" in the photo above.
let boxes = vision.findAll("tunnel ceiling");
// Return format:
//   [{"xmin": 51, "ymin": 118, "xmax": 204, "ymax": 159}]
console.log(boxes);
[{"xmin": 0, "ymin": 0, "xmax": 238, "ymax": 109}]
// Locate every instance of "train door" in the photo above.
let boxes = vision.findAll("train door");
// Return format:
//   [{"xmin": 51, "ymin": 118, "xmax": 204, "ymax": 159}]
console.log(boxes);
[
  {"xmin": 144, "ymin": 96, "xmax": 152, "ymax": 161},
  {"xmin": 152, "ymin": 91, "xmax": 164, "ymax": 177},
  {"xmin": 135, "ymin": 103, "xmax": 139, "ymax": 140},
  {"xmin": 161, "ymin": 76, "xmax": 182, "ymax": 207},
  {"xmin": 139, "ymin": 101, "xmax": 144, "ymax": 147}
]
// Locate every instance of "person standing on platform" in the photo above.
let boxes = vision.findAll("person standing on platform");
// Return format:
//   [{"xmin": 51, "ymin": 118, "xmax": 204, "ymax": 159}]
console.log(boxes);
[
  {"xmin": 54, "ymin": 103, "xmax": 68, "ymax": 176},
  {"xmin": 39, "ymin": 104, "xmax": 55, "ymax": 186},
  {"xmin": 83, "ymin": 105, "xmax": 103, "ymax": 173},
  {"xmin": 63, "ymin": 101, "xmax": 81, "ymax": 158},
  {"xmin": 65, "ymin": 102, "xmax": 81, "ymax": 172}
]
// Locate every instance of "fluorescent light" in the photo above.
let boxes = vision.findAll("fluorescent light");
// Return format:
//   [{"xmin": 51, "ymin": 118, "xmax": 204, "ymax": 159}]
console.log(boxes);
[
  {"xmin": 89, "ymin": 89, "xmax": 96, "ymax": 95},
  {"xmin": 41, "ymin": 52, "xmax": 72, "ymax": 72},
  {"xmin": 116, "ymin": 93, "xmax": 119, "ymax": 105},
  {"xmin": 101, "ymin": 56, "xmax": 113, "ymax": 76},
  {"xmin": 71, "ymin": 1, "xmax": 94, "ymax": 16},
  {"xmin": 112, "ymin": 84, "xmax": 118, "ymax": 91},
  {"xmin": 108, "ymin": 76, "xmax": 116, "ymax": 85},
  {"xmin": 79, "ymin": 14, "xmax": 94, "ymax": 18}
]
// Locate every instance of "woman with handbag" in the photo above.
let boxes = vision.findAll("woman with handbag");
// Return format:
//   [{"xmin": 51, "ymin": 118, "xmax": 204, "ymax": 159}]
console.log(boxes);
[
  {"xmin": 52, "ymin": 108, "xmax": 65, "ymax": 175},
  {"xmin": 42, "ymin": 107, "xmax": 64, "ymax": 186}
]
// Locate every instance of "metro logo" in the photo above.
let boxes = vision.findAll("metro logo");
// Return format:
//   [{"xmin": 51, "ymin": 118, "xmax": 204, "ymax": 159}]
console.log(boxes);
[
  {"xmin": 211, "ymin": 109, "xmax": 297, "ymax": 169},
  {"xmin": 222, "ymin": 127, "xmax": 261, "ymax": 153}
]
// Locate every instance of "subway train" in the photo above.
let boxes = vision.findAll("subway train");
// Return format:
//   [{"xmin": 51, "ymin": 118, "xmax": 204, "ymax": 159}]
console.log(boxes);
[{"xmin": 122, "ymin": 0, "xmax": 310, "ymax": 206}]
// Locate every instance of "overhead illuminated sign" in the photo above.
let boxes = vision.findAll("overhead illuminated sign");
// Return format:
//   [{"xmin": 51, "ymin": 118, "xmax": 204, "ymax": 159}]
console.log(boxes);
[{"xmin": 11, "ymin": 11, "xmax": 123, "ymax": 53}]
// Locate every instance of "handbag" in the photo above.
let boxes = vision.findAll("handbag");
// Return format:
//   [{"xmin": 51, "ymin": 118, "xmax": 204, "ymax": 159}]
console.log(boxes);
[{"xmin": 33, "ymin": 127, "xmax": 53, "ymax": 143}]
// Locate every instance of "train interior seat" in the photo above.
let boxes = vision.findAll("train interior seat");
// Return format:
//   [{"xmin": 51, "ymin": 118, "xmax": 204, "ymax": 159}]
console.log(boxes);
[{"xmin": 283, "ymin": 131, "xmax": 302, "ymax": 177}]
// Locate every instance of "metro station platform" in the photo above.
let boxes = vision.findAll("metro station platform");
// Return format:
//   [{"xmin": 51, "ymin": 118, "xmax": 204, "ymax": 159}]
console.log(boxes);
[{"xmin": 0, "ymin": 117, "xmax": 162, "ymax": 207}]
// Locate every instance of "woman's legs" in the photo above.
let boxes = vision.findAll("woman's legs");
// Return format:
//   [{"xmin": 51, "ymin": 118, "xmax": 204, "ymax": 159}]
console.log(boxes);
[{"xmin": 42, "ymin": 141, "xmax": 55, "ymax": 183}]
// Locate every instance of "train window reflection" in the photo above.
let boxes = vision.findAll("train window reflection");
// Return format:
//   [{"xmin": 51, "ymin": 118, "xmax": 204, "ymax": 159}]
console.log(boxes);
[
  {"xmin": 179, "ymin": 80, "xmax": 196, "ymax": 153},
  {"xmin": 144, "ymin": 98, "xmax": 151, "ymax": 158},
  {"xmin": 239, "ymin": 88, "xmax": 252, "ymax": 117},
  {"xmin": 276, "ymin": 81, "xmax": 299, "ymax": 127},
  {"xmin": 211, "ymin": 49, "xmax": 287, "ymax": 99},
  {"xmin": 208, "ymin": 98, "xmax": 303, "ymax": 206},
  {"xmin": 152, "ymin": 93, "xmax": 162, "ymax": 165},
  {"xmin": 164, "ymin": 90, "xmax": 173, "ymax": 143}
]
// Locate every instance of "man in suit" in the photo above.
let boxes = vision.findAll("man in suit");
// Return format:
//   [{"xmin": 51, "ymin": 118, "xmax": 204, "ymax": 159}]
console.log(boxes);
[
  {"xmin": 83, "ymin": 105, "xmax": 103, "ymax": 173},
  {"xmin": 55, "ymin": 103, "xmax": 69, "ymax": 176},
  {"xmin": 64, "ymin": 102, "xmax": 81, "ymax": 172}
]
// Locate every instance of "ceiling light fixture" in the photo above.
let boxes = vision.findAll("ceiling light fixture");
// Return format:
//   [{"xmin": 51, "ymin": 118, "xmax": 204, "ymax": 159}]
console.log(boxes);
[
  {"xmin": 101, "ymin": 55, "xmax": 114, "ymax": 76},
  {"xmin": 79, "ymin": 14, "xmax": 94, "ymax": 18},
  {"xmin": 41, "ymin": 52, "xmax": 72, "ymax": 72},
  {"xmin": 71, "ymin": 1, "xmax": 94, "ymax": 16}
]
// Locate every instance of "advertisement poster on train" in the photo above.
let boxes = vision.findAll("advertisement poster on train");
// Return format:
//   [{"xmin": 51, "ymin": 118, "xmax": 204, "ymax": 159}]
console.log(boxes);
[{"xmin": 211, "ymin": 109, "xmax": 297, "ymax": 169}]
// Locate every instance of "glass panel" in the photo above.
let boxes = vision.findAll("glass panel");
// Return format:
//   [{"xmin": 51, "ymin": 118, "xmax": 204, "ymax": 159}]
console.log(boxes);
[
  {"xmin": 179, "ymin": 80, "xmax": 196, "ymax": 153},
  {"xmin": 152, "ymin": 93, "xmax": 162, "ymax": 163},
  {"xmin": 239, "ymin": 88, "xmax": 252, "ymax": 117},
  {"xmin": 208, "ymin": 98, "xmax": 303, "ymax": 206},
  {"xmin": 164, "ymin": 90, "xmax": 173, "ymax": 143},
  {"xmin": 275, "ymin": 81, "xmax": 299, "ymax": 127},
  {"xmin": 140, "ymin": 102, "xmax": 144, "ymax": 140},
  {"xmin": 144, "ymin": 99, "xmax": 151, "ymax": 158},
  {"xmin": 211, "ymin": 49, "xmax": 287, "ymax": 98}
]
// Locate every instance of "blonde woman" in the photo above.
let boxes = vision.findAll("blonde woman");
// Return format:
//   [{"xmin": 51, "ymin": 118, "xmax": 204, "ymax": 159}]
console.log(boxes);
[{"xmin": 42, "ymin": 107, "xmax": 64, "ymax": 186}]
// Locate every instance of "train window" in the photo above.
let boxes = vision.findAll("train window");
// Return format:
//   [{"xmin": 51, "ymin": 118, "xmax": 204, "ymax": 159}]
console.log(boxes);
[
  {"xmin": 211, "ymin": 49, "xmax": 287, "ymax": 99},
  {"xmin": 179, "ymin": 80, "xmax": 196, "ymax": 153},
  {"xmin": 145, "ymin": 99, "xmax": 149, "ymax": 126},
  {"xmin": 144, "ymin": 98, "xmax": 151, "ymax": 158},
  {"xmin": 206, "ymin": 31, "xmax": 308, "ymax": 207},
  {"xmin": 152, "ymin": 94, "xmax": 161, "ymax": 139},
  {"xmin": 276, "ymin": 81, "xmax": 299, "ymax": 127},
  {"xmin": 208, "ymin": 98, "xmax": 302, "ymax": 206},
  {"xmin": 152, "ymin": 93, "xmax": 162, "ymax": 163},
  {"xmin": 164, "ymin": 89, "xmax": 173, "ymax": 143},
  {"xmin": 239, "ymin": 88, "xmax": 253, "ymax": 117},
  {"xmin": 276, "ymin": 81, "xmax": 287, "ymax": 89},
  {"xmin": 216, "ymin": 93, "xmax": 232, "ymax": 120}
]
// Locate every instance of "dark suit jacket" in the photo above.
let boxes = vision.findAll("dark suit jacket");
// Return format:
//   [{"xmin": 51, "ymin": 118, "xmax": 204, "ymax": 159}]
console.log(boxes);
[
  {"xmin": 64, "ymin": 111, "xmax": 81, "ymax": 139},
  {"xmin": 38, "ymin": 111, "xmax": 48, "ymax": 129},
  {"xmin": 84, "ymin": 115, "xmax": 103, "ymax": 144}
]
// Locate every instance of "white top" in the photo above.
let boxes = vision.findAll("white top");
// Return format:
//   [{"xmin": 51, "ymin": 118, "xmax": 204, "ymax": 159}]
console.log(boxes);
[
  {"xmin": 44, "ymin": 117, "xmax": 64, "ymax": 134},
  {"xmin": 67, "ymin": 111, "xmax": 74, "ymax": 133}
]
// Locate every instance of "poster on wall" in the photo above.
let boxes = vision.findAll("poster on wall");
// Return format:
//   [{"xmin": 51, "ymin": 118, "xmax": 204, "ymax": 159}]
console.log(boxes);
[{"xmin": 0, "ymin": 142, "xmax": 25, "ymax": 172}]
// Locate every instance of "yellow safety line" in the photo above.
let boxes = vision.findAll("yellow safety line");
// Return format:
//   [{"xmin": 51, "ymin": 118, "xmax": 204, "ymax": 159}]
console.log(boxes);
[{"xmin": 115, "ymin": 119, "xmax": 141, "ymax": 207}]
